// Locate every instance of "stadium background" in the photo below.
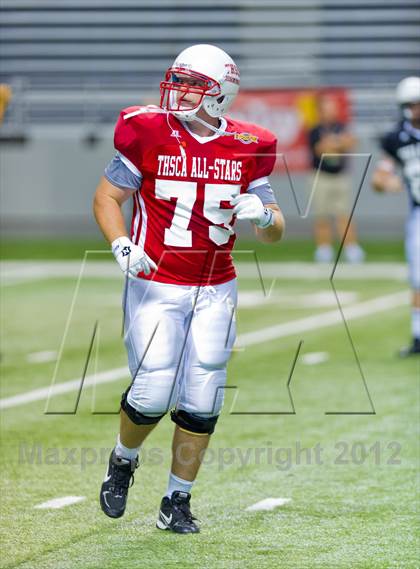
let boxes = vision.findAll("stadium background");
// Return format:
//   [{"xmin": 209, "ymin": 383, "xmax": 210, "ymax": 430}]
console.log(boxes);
[{"xmin": 1, "ymin": 0, "xmax": 419, "ymax": 240}]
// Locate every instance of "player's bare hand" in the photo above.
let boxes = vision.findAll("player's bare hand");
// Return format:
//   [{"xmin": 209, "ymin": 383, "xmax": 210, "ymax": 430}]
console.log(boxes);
[{"xmin": 384, "ymin": 175, "xmax": 404, "ymax": 193}]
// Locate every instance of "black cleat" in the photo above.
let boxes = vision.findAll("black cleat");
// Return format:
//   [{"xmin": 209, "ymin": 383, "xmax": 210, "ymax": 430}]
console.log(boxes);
[
  {"xmin": 100, "ymin": 449, "xmax": 138, "ymax": 518},
  {"xmin": 399, "ymin": 338, "xmax": 420, "ymax": 358},
  {"xmin": 156, "ymin": 491, "xmax": 200, "ymax": 534}
]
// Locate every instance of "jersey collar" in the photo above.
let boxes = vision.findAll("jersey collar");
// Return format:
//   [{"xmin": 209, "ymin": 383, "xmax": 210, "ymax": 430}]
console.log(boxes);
[{"xmin": 180, "ymin": 116, "xmax": 227, "ymax": 144}]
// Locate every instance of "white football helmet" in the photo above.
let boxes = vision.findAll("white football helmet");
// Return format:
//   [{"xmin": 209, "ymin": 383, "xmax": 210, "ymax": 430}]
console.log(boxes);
[
  {"xmin": 396, "ymin": 76, "xmax": 420, "ymax": 119},
  {"xmin": 160, "ymin": 44, "xmax": 240, "ymax": 122}
]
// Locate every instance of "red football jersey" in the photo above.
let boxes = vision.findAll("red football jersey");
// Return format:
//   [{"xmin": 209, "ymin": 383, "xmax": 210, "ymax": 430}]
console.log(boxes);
[{"xmin": 114, "ymin": 106, "xmax": 277, "ymax": 285}]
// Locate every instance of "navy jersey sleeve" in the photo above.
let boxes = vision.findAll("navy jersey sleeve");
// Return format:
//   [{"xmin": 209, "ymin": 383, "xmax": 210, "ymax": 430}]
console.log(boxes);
[{"xmin": 380, "ymin": 132, "xmax": 401, "ymax": 164}]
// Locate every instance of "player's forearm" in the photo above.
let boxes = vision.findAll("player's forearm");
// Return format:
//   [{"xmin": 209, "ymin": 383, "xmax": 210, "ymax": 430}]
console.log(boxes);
[
  {"xmin": 93, "ymin": 192, "xmax": 128, "ymax": 244},
  {"xmin": 315, "ymin": 133, "xmax": 355, "ymax": 156},
  {"xmin": 254, "ymin": 207, "xmax": 285, "ymax": 243},
  {"xmin": 314, "ymin": 136, "xmax": 342, "ymax": 156},
  {"xmin": 339, "ymin": 132, "xmax": 357, "ymax": 152}
]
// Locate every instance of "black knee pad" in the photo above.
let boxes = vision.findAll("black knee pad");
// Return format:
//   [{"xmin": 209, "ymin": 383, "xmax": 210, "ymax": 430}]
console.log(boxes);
[
  {"xmin": 171, "ymin": 409, "xmax": 219, "ymax": 435},
  {"xmin": 120, "ymin": 390, "xmax": 166, "ymax": 426}
]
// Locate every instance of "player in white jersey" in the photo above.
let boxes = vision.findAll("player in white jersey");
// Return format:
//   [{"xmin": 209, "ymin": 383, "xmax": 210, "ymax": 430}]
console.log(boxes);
[
  {"xmin": 94, "ymin": 44, "xmax": 285, "ymax": 533},
  {"xmin": 372, "ymin": 77, "xmax": 420, "ymax": 356}
]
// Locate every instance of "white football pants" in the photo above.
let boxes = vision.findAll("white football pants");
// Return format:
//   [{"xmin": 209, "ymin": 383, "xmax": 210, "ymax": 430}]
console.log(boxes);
[
  {"xmin": 406, "ymin": 206, "xmax": 420, "ymax": 291},
  {"xmin": 123, "ymin": 277, "xmax": 237, "ymax": 418}
]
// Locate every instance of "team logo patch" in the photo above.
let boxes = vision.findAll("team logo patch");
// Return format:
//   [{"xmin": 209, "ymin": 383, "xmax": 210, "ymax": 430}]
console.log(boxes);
[{"xmin": 234, "ymin": 132, "xmax": 259, "ymax": 144}]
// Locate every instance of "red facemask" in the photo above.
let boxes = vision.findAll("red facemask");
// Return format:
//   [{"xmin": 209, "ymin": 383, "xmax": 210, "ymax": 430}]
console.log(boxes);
[{"xmin": 160, "ymin": 68, "xmax": 221, "ymax": 114}]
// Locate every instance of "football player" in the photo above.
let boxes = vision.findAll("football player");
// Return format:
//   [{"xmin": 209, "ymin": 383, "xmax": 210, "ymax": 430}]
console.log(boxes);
[
  {"xmin": 93, "ymin": 44, "xmax": 285, "ymax": 533},
  {"xmin": 372, "ymin": 76, "xmax": 420, "ymax": 357}
]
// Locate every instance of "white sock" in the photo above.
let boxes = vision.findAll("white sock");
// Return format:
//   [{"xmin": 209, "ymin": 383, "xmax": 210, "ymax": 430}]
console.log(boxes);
[
  {"xmin": 115, "ymin": 434, "xmax": 140, "ymax": 460},
  {"xmin": 344, "ymin": 243, "xmax": 365, "ymax": 263},
  {"xmin": 166, "ymin": 472, "xmax": 194, "ymax": 498},
  {"xmin": 314, "ymin": 245, "xmax": 334, "ymax": 263},
  {"xmin": 412, "ymin": 307, "xmax": 420, "ymax": 340}
]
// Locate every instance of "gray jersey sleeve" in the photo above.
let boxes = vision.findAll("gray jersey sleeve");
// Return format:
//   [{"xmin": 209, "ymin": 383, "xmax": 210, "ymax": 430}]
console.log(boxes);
[
  {"xmin": 104, "ymin": 152, "xmax": 142, "ymax": 191},
  {"xmin": 247, "ymin": 176, "xmax": 277, "ymax": 205}
]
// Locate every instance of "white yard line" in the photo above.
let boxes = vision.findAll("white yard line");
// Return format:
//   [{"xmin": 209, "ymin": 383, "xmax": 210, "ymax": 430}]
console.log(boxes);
[
  {"xmin": 237, "ymin": 290, "xmax": 408, "ymax": 347},
  {"xmin": 301, "ymin": 352, "xmax": 330, "ymax": 365},
  {"xmin": 237, "ymin": 262, "xmax": 408, "ymax": 281},
  {"xmin": 246, "ymin": 497, "xmax": 291, "ymax": 511},
  {"xmin": 0, "ymin": 290, "xmax": 409, "ymax": 411},
  {"xmin": 34, "ymin": 496, "xmax": 86, "ymax": 510},
  {"xmin": 0, "ymin": 260, "xmax": 408, "ymax": 286},
  {"xmin": 0, "ymin": 366, "xmax": 128, "ymax": 410},
  {"xmin": 26, "ymin": 350, "xmax": 58, "ymax": 364},
  {"xmin": 238, "ymin": 290, "xmax": 358, "ymax": 308}
]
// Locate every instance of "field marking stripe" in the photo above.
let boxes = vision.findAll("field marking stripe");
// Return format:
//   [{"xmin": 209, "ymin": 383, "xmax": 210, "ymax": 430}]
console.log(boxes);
[
  {"xmin": 26, "ymin": 350, "xmax": 58, "ymax": 363},
  {"xmin": 0, "ymin": 290, "xmax": 408, "ymax": 410},
  {"xmin": 0, "ymin": 366, "xmax": 128, "ymax": 410},
  {"xmin": 0, "ymin": 261, "xmax": 408, "ymax": 286},
  {"xmin": 301, "ymin": 352, "xmax": 329, "ymax": 365},
  {"xmin": 246, "ymin": 497, "xmax": 291, "ymax": 511},
  {"xmin": 34, "ymin": 496, "xmax": 86, "ymax": 509},
  {"xmin": 238, "ymin": 290, "xmax": 408, "ymax": 346}
]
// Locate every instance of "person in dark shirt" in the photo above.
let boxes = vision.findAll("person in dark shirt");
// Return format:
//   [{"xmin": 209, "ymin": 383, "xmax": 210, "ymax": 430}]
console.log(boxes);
[
  {"xmin": 372, "ymin": 76, "xmax": 420, "ymax": 357},
  {"xmin": 308, "ymin": 94, "xmax": 365, "ymax": 263}
]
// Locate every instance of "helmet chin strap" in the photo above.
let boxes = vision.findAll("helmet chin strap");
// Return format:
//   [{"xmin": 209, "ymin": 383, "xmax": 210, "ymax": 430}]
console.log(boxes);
[
  {"xmin": 189, "ymin": 113, "xmax": 231, "ymax": 136},
  {"xmin": 171, "ymin": 92, "xmax": 230, "ymax": 135},
  {"xmin": 168, "ymin": 110, "xmax": 236, "ymax": 159}
]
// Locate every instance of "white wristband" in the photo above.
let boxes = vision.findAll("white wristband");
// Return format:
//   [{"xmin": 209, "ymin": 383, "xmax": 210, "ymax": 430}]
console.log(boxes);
[
  {"xmin": 255, "ymin": 208, "xmax": 275, "ymax": 229},
  {"xmin": 111, "ymin": 236, "xmax": 132, "ymax": 257}
]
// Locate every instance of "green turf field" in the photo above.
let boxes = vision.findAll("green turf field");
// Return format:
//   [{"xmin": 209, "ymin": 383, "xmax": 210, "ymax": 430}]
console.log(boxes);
[
  {"xmin": 1, "ymin": 246, "xmax": 418, "ymax": 568},
  {"xmin": 0, "ymin": 237, "xmax": 406, "ymax": 262}
]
